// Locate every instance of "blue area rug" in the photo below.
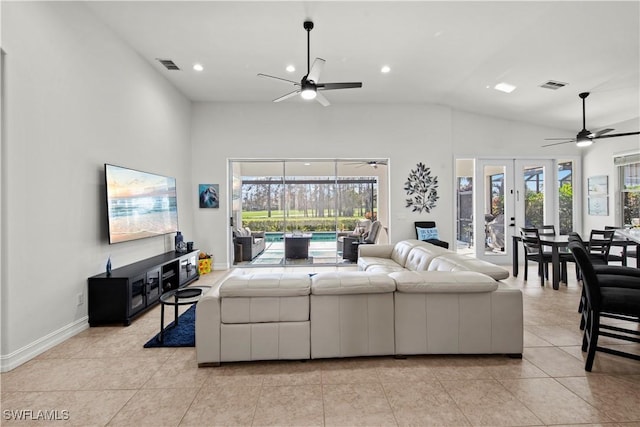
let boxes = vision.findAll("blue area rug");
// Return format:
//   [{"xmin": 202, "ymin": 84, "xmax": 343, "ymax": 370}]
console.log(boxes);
[{"xmin": 143, "ymin": 305, "xmax": 195, "ymax": 348}]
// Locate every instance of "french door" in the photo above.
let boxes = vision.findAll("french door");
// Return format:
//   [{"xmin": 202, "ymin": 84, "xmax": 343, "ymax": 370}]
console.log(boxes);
[{"xmin": 474, "ymin": 159, "xmax": 555, "ymax": 264}]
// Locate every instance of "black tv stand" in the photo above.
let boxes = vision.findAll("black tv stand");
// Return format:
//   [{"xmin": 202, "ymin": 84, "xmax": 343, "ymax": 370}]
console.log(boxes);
[{"xmin": 88, "ymin": 250, "xmax": 199, "ymax": 326}]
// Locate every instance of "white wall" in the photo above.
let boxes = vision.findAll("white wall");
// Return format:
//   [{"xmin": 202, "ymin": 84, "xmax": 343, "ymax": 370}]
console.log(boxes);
[
  {"xmin": 190, "ymin": 102, "xmax": 453, "ymax": 267},
  {"xmin": 190, "ymin": 103, "xmax": 580, "ymax": 267},
  {"xmin": 1, "ymin": 2, "xmax": 193, "ymax": 370},
  {"xmin": 582, "ymin": 117, "xmax": 640, "ymax": 233}
]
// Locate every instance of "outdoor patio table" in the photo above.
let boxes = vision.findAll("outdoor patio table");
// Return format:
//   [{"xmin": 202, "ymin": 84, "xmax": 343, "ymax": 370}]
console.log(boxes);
[{"xmin": 284, "ymin": 233, "xmax": 313, "ymax": 259}]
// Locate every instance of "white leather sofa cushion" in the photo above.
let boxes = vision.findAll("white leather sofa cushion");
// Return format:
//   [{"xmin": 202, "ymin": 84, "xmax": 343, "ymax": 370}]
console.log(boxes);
[
  {"xmin": 221, "ymin": 296, "xmax": 309, "ymax": 323},
  {"xmin": 219, "ymin": 272, "xmax": 311, "ymax": 297},
  {"xmin": 219, "ymin": 272, "xmax": 311, "ymax": 324},
  {"xmin": 429, "ymin": 254, "xmax": 510, "ymax": 280},
  {"xmin": 358, "ymin": 257, "xmax": 406, "ymax": 273},
  {"xmin": 390, "ymin": 271, "xmax": 498, "ymax": 293},
  {"xmin": 394, "ymin": 282, "xmax": 523, "ymax": 355},
  {"xmin": 311, "ymin": 293, "xmax": 395, "ymax": 358},
  {"xmin": 311, "ymin": 271, "xmax": 396, "ymax": 295},
  {"xmin": 220, "ymin": 321, "xmax": 310, "ymax": 362},
  {"xmin": 358, "ymin": 240, "xmax": 421, "ymax": 271},
  {"xmin": 403, "ymin": 246, "xmax": 443, "ymax": 271}
]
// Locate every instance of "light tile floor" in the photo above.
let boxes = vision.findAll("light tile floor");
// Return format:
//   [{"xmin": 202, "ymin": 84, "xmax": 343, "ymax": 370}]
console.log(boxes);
[{"xmin": 2, "ymin": 265, "xmax": 640, "ymax": 426}]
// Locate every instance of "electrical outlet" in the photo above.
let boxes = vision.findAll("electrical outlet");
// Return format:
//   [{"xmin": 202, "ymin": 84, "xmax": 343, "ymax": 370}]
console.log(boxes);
[{"xmin": 77, "ymin": 292, "xmax": 84, "ymax": 306}]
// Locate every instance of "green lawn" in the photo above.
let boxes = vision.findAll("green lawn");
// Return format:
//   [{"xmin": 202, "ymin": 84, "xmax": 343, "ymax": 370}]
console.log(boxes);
[{"xmin": 241, "ymin": 210, "xmax": 364, "ymax": 232}]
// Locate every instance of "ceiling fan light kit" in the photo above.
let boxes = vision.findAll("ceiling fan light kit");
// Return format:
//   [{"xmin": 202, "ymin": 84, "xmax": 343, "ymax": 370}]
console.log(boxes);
[
  {"xmin": 543, "ymin": 92, "xmax": 640, "ymax": 148},
  {"xmin": 257, "ymin": 21, "xmax": 362, "ymax": 106}
]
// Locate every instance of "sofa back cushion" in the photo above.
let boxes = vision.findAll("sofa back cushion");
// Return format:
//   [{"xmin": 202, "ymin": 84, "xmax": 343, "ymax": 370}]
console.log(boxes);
[
  {"xmin": 429, "ymin": 254, "xmax": 509, "ymax": 280},
  {"xmin": 390, "ymin": 271, "xmax": 499, "ymax": 293},
  {"xmin": 390, "ymin": 240, "xmax": 421, "ymax": 266},
  {"xmin": 404, "ymin": 246, "xmax": 439, "ymax": 271}
]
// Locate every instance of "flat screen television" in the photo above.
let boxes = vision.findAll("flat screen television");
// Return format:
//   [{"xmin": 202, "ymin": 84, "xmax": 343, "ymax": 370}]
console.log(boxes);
[{"xmin": 104, "ymin": 164, "xmax": 179, "ymax": 244}]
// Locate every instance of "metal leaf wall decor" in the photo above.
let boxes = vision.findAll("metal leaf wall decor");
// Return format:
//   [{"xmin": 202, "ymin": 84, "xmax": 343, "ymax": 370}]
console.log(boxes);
[{"xmin": 404, "ymin": 162, "xmax": 439, "ymax": 213}]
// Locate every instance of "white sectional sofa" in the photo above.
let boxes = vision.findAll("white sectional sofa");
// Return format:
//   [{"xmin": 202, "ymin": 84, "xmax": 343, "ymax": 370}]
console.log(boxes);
[{"xmin": 196, "ymin": 240, "xmax": 521, "ymax": 366}]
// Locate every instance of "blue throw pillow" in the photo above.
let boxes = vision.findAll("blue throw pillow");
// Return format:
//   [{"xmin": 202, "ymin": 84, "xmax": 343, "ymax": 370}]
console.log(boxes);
[{"xmin": 417, "ymin": 226, "xmax": 439, "ymax": 241}]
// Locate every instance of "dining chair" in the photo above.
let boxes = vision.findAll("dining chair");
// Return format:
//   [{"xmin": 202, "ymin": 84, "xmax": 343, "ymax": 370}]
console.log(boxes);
[
  {"xmin": 538, "ymin": 224, "xmax": 573, "ymax": 283},
  {"xmin": 604, "ymin": 225, "xmax": 637, "ymax": 267},
  {"xmin": 568, "ymin": 241, "xmax": 640, "ymax": 371},
  {"xmin": 569, "ymin": 231, "xmax": 635, "ymax": 329},
  {"xmin": 588, "ymin": 229, "xmax": 615, "ymax": 264},
  {"xmin": 520, "ymin": 227, "xmax": 551, "ymax": 286},
  {"xmin": 538, "ymin": 225, "xmax": 556, "ymax": 236}
]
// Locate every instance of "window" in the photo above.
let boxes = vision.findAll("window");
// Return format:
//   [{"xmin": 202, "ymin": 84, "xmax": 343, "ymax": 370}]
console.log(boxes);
[
  {"xmin": 558, "ymin": 161, "xmax": 573, "ymax": 234},
  {"xmin": 490, "ymin": 173, "xmax": 504, "ymax": 216},
  {"xmin": 617, "ymin": 154, "xmax": 640, "ymax": 225}
]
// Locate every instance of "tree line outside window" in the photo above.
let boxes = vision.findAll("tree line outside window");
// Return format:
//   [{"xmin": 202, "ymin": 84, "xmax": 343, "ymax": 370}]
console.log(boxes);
[{"xmin": 241, "ymin": 177, "xmax": 378, "ymax": 231}]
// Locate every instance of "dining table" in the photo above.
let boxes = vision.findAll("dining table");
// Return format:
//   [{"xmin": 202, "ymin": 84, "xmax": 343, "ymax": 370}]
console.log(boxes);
[
  {"xmin": 513, "ymin": 231, "xmax": 640, "ymax": 289},
  {"xmin": 512, "ymin": 234, "xmax": 570, "ymax": 290},
  {"xmin": 614, "ymin": 229, "xmax": 640, "ymax": 268}
]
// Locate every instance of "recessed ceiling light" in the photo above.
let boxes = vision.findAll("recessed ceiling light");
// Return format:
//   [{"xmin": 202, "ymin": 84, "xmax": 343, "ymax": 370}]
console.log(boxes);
[
  {"xmin": 381, "ymin": 65, "xmax": 391, "ymax": 73},
  {"xmin": 286, "ymin": 65, "xmax": 296, "ymax": 73},
  {"xmin": 193, "ymin": 63, "xmax": 204, "ymax": 72},
  {"xmin": 494, "ymin": 82, "xmax": 516, "ymax": 93},
  {"xmin": 304, "ymin": 162, "xmax": 311, "ymax": 166}
]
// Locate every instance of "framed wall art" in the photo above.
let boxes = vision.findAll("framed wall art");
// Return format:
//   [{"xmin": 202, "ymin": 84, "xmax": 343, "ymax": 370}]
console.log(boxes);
[
  {"xmin": 199, "ymin": 184, "xmax": 219, "ymax": 208},
  {"xmin": 587, "ymin": 175, "xmax": 608, "ymax": 216}
]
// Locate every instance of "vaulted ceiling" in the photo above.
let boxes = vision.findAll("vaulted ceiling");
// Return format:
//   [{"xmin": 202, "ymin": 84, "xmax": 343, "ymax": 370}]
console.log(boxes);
[{"xmin": 86, "ymin": 1, "xmax": 639, "ymax": 133}]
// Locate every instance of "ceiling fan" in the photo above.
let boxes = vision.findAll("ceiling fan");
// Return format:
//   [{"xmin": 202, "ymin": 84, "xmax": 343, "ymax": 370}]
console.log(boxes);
[
  {"xmin": 257, "ymin": 21, "xmax": 362, "ymax": 107},
  {"xmin": 344, "ymin": 160, "xmax": 388, "ymax": 169},
  {"xmin": 543, "ymin": 92, "xmax": 640, "ymax": 147}
]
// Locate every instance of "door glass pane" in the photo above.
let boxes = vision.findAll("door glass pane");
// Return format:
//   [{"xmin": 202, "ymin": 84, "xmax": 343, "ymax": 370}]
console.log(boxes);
[
  {"xmin": 621, "ymin": 162, "xmax": 640, "ymax": 226},
  {"xmin": 558, "ymin": 161, "xmax": 573, "ymax": 234},
  {"xmin": 524, "ymin": 166, "xmax": 544, "ymax": 228},
  {"xmin": 232, "ymin": 159, "xmax": 387, "ymax": 266},
  {"xmin": 485, "ymin": 166, "xmax": 506, "ymax": 254},
  {"xmin": 283, "ymin": 161, "xmax": 337, "ymax": 265},
  {"xmin": 455, "ymin": 158, "xmax": 474, "ymax": 254}
]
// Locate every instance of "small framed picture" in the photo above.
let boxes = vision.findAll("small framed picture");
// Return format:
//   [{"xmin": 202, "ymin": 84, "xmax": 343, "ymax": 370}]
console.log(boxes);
[
  {"xmin": 587, "ymin": 175, "xmax": 608, "ymax": 216},
  {"xmin": 199, "ymin": 184, "xmax": 219, "ymax": 208}
]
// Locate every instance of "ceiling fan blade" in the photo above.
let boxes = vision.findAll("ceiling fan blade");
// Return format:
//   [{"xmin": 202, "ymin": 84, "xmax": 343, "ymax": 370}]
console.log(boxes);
[
  {"xmin": 318, "ymin": 82, "xmax": 363, "ymax": 90},
  {"xmin": 594, "ymin": 131, "xmax": 640, "ymax": 139},
  {"xmin": 258, "ymin": 73, "xmax": 300, "ymax": 86},
  {"xmin": 544, "ymin": 137, "xmax": 575, "ymax": 141},
  {"xmin": 315, "ymin": 92, "xmax": 330, "ymax": 107},
  {"xmin": 542, "ymin": 140, "xmax": 575, "ymax": 147},
  {"xmin": 273, "ymin": 90, "xmax": 300, "ymax": 103},
  {"xmin": 593, "ymin": 128, "xmax": 615, "ymax": 137},
  {"xmin": 307, "ymin": 58, "xmax": 325, "ymax": 83}
]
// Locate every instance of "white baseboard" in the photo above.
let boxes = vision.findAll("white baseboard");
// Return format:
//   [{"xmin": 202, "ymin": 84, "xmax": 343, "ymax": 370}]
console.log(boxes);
[{"xmin": 0, "ymin": 316, "xmax": 89, "ymax": 372}]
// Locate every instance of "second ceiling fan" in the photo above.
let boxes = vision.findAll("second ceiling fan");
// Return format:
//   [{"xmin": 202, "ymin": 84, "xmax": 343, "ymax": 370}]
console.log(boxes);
[
  {"xmin": 257, "ymin": 21, "xmax": 362, "ymax": 106},
  {"xmin": 543, "ymin": 92, "xmax": 640, "ymax": 147}
]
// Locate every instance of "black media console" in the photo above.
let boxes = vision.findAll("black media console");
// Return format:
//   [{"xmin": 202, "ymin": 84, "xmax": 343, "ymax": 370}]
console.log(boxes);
[{"xmin": 87, "ymin": 250, "xmax": 199, "ymax": 326}]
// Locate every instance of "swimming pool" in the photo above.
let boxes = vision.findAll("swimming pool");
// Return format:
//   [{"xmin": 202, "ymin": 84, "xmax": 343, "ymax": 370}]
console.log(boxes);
[{"xmin": 264, "ymin": 231, "xmax": 338, "ymax": 243}]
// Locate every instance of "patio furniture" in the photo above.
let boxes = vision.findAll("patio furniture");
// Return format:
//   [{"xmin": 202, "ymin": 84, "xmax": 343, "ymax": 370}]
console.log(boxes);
[
  {"xmin": 342, "ymin": 221, "xmax": 382, "ymax": 262},
  {"xmin": 337, "ymin": 219, "xmax": 371, "ymax": 253},
  {"xmin": 284, "ymin": 233, "xmax": 312, "ymax": 259},
  {"xmin": 233, "ymin": 229, "xmax": 266, "ymax": 261}
]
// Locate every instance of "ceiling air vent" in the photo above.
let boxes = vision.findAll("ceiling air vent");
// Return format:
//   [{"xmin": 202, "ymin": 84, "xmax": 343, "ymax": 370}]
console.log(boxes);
[
  {"xmin": 156, "ymin": 58, "xmax": 180, "ymax": 71},
  {"xmin": 540, "ymin": 80, "xmax": 568, "ymax": 90}
]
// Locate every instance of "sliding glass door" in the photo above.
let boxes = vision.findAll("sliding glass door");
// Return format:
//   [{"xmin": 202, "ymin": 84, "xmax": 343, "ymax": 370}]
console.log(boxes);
[{"xmin": 230, "ymin": 159, "xmax": 388, "ymax": 267}]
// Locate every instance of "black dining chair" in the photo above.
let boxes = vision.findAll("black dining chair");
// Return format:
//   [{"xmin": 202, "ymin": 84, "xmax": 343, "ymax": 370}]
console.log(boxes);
[
  {"xmin": 521, "ymin": 227, "xmax": 551, "ymax": 286},
  {"xmin": 569, "ymin": 231, "xmax": 640, "ymax": 329},
  {"xmin": 604, "ymin": 226, "xmax": 628, "ymax": 266},
  {"xmin": 539, "ymin": 224, "xmax": 573, "ymax": 283},
  {"xmin": 587, "ymin": 229, "xmax": 615, "ymax": 264},
  {"xmin": 538, "ymin": 225, "xmax": 556, "ymax": 236},
  {"xmin": 568, "ymin": 241, "xmax": 640, "ymax": 371}
]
